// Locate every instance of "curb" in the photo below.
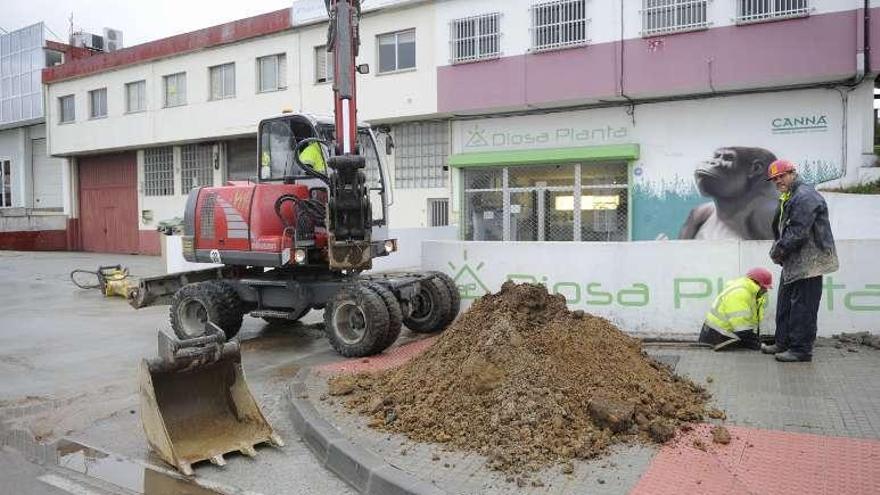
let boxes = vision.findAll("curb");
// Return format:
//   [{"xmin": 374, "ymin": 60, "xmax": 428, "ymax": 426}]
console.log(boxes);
[{"xmin": 288, "ymin": 368, "xmax": 445, "ymax": 495}]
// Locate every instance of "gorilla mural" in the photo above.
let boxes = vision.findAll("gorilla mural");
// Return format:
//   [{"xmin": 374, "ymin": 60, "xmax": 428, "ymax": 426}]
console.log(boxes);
[{"xmin": 679, "ymin": 147, "xmax": 778, "ymax": 240}]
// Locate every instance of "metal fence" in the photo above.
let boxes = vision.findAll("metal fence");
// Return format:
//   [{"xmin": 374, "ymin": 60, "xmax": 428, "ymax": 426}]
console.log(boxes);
[
  {"xmin": 181, "ymin": 144, "xmax": 214, "ymax": 191},
  {"xmin": 450, "ymin": 12, "xmax": 501, "ymax": 64},
  {"xmin": 530, "ymin": 0, "xmax": 588, "ymax": 52},
  {"xmin": 735, "ymin": 0, "xmax": 809, "ymax": 24},
  {"xmin": 641, "ymin": 0, "xmax": 709, "ymax": 37},
  {"xmin": 143, "ymin": 147, "xmax": 174, "ymax": 196}
]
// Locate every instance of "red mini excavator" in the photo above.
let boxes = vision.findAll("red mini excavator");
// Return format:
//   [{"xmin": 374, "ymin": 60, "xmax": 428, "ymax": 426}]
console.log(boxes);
[{"xmin": 137, "ymin": 0, "xmax": 459, "ymax": 475}]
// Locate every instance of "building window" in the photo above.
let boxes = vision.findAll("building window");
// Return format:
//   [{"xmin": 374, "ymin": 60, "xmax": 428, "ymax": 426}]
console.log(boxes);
[
  {"xmin": 735, "ymin": 0, "xmax": 809, "ymax": 24},
  {"xmin": 1, "ymin": 160, "xmax": 11, "ymax": 207},
  {"xmin": 393, "ymin": 121, "xmax": 448, "ymax": 189},
  {"xmin": 315, "ymin": 46, "xmax": 333, "ymax": 83},
  {"xmin": 530, "ymin": 0, "xmax": 588, "ymax": 52},
  {"xmin": 88, "ymin": 88, "xmax": 107, "ymax": 119},
  {"xmin": 125, "ymin": 80, "xmax": 146, "ymax": 113},
  {"xmin": 181, "ymin": 143, "xmax": 214, "ymax": 191},
  {"xmin": 257, "ymin": 54, "xmax": 286, "ymax": 92},
  {"xmin": 163, "ymin": 72, "xmax": 187, "ymax": 108},
  {"xmin": 463, "ymin": 163, "xmax": 628, "ymax": 242},
  {"xmin": 209, "ymin": 63, "xmax": 235, "ymax": 100},
  {"xmin": 143, "ymin": 147, "xmax": 175, "ymax": 196},
  {"xmin": 641, "ymin": 0, "xmax": 709, "ymax": 36},
  {"xmin": 59, "ymin": 94, "xmax": 75, "ymax": 123},
  {"xmin": 428, "ymin": 198, "xmax": 449, "ymax": 227},
  {"xmin": 378, "ymin": 30, "xmax": 416, "ymax": 74},
  {"xmin": 450, "ymin": 13, "xmax": 501, "ymax": 64}
]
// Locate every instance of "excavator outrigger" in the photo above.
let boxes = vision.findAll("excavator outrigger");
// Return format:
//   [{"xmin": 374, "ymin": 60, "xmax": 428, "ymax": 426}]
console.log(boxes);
[{"xmin": 138, "ymin": 0, "xmax": 459, "ymax": 476}]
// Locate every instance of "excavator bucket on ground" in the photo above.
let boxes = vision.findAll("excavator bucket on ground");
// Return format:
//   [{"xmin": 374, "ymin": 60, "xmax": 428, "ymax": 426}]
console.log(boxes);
[{"xmin": 138, "ymin": 324, "xmax": 283, "ymax": 475}]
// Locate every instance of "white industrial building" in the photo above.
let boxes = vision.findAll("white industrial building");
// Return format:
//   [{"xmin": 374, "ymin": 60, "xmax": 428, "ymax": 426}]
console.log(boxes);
[{"xmin": 20, "ymin": 0, "xmax": 880, "ymax": 254}]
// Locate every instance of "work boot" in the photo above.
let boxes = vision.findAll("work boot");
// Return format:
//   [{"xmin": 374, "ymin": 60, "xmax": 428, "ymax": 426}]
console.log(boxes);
[
  {"xmin": 775, "ymin": 350, "xmax": 812, "ymax": 362},
  {"xmin": 761, "ymin": 343, "xmax": 782, "ymax": 354}
]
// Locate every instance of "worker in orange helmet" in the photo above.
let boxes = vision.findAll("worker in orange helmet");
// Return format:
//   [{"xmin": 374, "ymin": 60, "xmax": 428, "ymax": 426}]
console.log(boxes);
[
  {"xmin": 762, "ymin": 159, "xmax": 838, "ymax": 362},
  {"xmin": 699, "ymin": 268, "xmax": 773, "ymax": 351}
]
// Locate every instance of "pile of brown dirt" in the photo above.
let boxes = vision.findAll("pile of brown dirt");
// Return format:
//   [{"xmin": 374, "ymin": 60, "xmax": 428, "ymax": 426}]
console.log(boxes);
[{"xmin": 332, "ymin": 282, "xmax": 712, "ymax": 473}]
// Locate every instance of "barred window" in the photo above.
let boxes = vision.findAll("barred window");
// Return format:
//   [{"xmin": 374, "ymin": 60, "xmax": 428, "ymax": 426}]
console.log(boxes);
[
  {"xmin": 315, "ymin": 46, "xmax": 333, "ymax": 83},
  {"xmin": 428, "ymin": 198, "xmax": 449, "ymax": 227},
  {"xmin": 530, "ymin": 0, "xmax": 588, "ymax": 53},
  {"xmin": 736, "ymin": 0, "xmax": 809, "ymax": 24},
  {"xmin": 181, "ymin": 144, "xmax": 214, "ymax": 191},
  {"xmin": 143, "ymin": 147, "xmax": 174, "ymax": 196},
  {"xmin": 450, "ymin": 13, "xmax": 501, "ymax": 64},
  {"xmin": 393, "ymin": 121, "xmax": 448, "ymax": 189},
  {"xmin": 641, "ymin": 0, "xmax": 709, "ymax": 36}
]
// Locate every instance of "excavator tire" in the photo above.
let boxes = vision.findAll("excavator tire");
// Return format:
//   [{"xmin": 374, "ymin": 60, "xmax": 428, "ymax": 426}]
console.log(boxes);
[
  {"xmin": 364, "ymin": 282, "xmax": 403, "ymax": 350},
  {"xmin": 428, "ymin": 271, "xmax": 461, "ymax": 328},
  {"xmin": 403, "ymin": 277, "xmax": 451, "ymax": 333},
  {"xmin": 170, "ymin": 281, "xmax": 243, "ymax": 340},
  {"xmin": 323, "ymin": 283, "xmax": 391, "ymax": 357}
]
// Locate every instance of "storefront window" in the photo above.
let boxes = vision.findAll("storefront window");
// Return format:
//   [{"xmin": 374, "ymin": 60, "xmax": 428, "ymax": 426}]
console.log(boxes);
[{"xmin": 463, "ymin": 162, "xmax": 628, "ymax": 242}]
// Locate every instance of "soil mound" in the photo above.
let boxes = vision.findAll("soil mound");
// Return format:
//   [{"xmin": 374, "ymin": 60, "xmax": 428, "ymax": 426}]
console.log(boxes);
[{"xmin": 333, "ymin": 282, "xmax": 712, "ymax": 473}]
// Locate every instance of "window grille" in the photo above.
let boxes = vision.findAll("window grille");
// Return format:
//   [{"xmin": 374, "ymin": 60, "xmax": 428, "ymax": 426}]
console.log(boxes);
[
  {"xmin": 209, "ymin": 63, "xmax": 235, "ymax": 100},
  {"xmin": 428, "ymin": 198, "xmax": 449, "ymax": 227},
  {"xmin": 181, "ymin": 144, "xmax": 214, "ymax": 191},
  {"xmin": 163, "ymin": 72, "xmax": 187, "ymax": 107},
  {"xmin": 450, "ymin": 13, "xmax": 501, "ymax": 64},
  {"xmin": 315, "ymin": 46, "xmax": 333, "ymax": 83},
  {"xmin": 377, "ymin": 30, "xmax": 416, "ymax": 73},
  {"xmin": 257, "ymin": 54, "xmax": 286, "ymax": 92},
  {"xmin": 735, "ymin": 0, "xmax": 809, "ymax": 24},
  {"xmin": 125, "ymin": 80, "xmax": 145, "ymax": 113},
  {"xmin": 530, "ymin": 0, "xmax": 588, "ymax": 52},
  {"xmin": 89, "ymin": 88, "xmax": 107, "ymax": 118},
  {"xmin": 641, "ymin": 0, "xmax": 709, "ymax": 36},
  {"xmin": 1, "ymin": 159, "xmax": 11, "ymax": 207},
  {"xmin": 59, "ymin": 94, "xmax": 74, "ymax": 123},
  {"xmin": 143, "ymin": 147, "xmax": 174, "ymax": 196},
  {"xmin": 393, "ymin": 121, "xmax": 448, "ymax": 189}
]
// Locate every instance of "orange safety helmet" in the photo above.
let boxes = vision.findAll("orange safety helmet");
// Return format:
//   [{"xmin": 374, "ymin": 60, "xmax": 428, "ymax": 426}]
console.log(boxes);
[
  {"xmin": 746, "ymin": 267, "xmax": 773, "ymax": 290},
  {"xmin": 766, "ymin": 159, "xmax": 796, "ymax": 181}
]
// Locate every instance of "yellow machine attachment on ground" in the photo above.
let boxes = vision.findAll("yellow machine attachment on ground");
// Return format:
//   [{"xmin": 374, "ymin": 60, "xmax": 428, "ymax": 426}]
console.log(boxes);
[
  {"xmin": 70, "ymin": 265, "xmax": 138, "ymax": 299},
  {"xmin": 139, "ymin": 323, "xmax": 283, "ymax": 475}
]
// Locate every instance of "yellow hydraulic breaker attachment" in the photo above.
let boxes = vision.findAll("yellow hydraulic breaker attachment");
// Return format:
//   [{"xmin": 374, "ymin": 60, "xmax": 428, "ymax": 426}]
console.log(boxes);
[{"xmin": 138, "ymin": 324, "xmax": 283, "ymax": 476}]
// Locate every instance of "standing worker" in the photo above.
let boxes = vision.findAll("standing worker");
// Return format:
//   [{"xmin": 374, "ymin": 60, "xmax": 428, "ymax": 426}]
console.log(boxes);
[
  {"xmin": 761, "ymin": 160, "xmax": 839, "ymax": 362},
  {"xmin": 699, "ymin": 268, "xmax": 772, "ymax": 351}
]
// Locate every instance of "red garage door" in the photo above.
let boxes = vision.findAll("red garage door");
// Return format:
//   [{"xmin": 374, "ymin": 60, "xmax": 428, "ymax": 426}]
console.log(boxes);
[{"xmin": 78, "ymin": 153, "xmax": 139, "ymax": 254}]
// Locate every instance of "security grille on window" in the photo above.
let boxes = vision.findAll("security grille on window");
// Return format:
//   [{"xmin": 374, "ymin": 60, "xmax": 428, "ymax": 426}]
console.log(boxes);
[
  {"xmin": 315, "ymin": 46, "xmax": 333, "ymax": 83},
  {"xmin": 393, "ymin": 121, "xmax": 448, "ymax": 189},
  {"xmin": 209, "ymin": 63, "xmax": 235, "ymax": 100},
  {"xmin": 89, "ymin": 88, "xmax": 107, "ymax": 118},
  {"xmin": 378, "ymin": 30, "xmax": 416, "ymax": 73},
  {"xmin": 450, "ymin": 13, "xmax": 501, "ymax": 63},
  {"xmin": 181, "ymin": 144, "xmax": 214, "ymax": 191},
  {"xmin": 736, "ymin": 0, "xmax": 809, "ymax": 24},
  {"xmin": 257, "ymin": 54, "xmax": 286, "ymax": 92},
  {"xmin": 59, "ymin": 95, "xmax": 75, "ymax": 123},
  {"xmin": 428, "ymin": 198, "xmax": 449, "ymax": 227},
  {"xmin": 641, "ymin": 0, "xmax": 709, "ymax": 36},
  {"xmin": 530, "ymin": 0, "xmax": 588, "ymax": 52},
  {"xmin": 125, "ymin": 80, "xmax": 146, "ymax": 113},
  {"xmin": 163, "ymin": 72, "xmax": 187, "ymax": 107},
  {"xmin": 1, "ymin": 160, "xmax": 11, "ymax": 207},
  {"xmin": 143, "ymin": 147, "xmax": 174, "ymax": 196}
]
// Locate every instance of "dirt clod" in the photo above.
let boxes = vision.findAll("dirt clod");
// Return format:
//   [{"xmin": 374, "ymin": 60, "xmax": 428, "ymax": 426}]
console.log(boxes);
[
  {"xmin": 328, "ymin": 375, "xmax": 356, "ymax": 396},
  {"xmin": 711, "ymin": 426, "xmax": 731, "ymax": 445},
  {"xmin": 337, "ymin": 282, "xmax": 713, "ymax": 473},
  {"xmin": 693, "ymin": 439, "xmax": 707, "ymax": 451},
  {"xmin": 708, "ymin": 408, "xmax": 726, "ymax": 420}
]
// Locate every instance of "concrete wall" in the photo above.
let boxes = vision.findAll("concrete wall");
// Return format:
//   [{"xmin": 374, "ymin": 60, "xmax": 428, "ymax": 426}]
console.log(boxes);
[{"xmin": 422, "ymin": 239, "xmax": 880, "ymax": 337}]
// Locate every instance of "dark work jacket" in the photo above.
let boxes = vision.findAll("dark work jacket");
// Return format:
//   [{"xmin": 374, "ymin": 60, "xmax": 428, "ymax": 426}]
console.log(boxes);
[{"xmin": 770, "ymin": 179, "xmax": 839, "ymax": 284}]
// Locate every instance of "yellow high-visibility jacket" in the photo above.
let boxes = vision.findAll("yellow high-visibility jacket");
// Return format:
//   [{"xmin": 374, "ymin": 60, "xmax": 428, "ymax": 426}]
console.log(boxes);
[
  {"xmin": 704, "ymin": 277, "xmax": 767, "ymax": 337},
  {"xmin": 299, "ymin": 142, "xmax": 326, "ymax": 172}
]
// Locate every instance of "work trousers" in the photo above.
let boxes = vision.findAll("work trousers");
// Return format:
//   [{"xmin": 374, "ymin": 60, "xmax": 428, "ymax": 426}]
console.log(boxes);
[
  {"xmin": 698, "ymin": 323, "xmax": 760, "ymax": 351},
  {"xmin": 774, "ymin": 275, "xmax": 823, "ymax": 355}
]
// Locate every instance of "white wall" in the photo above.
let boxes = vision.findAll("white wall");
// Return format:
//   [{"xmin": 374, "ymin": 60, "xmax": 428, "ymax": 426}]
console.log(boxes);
[{"xmin": 423, "ymin": 239, "xmax": 880, "ymax": 337}]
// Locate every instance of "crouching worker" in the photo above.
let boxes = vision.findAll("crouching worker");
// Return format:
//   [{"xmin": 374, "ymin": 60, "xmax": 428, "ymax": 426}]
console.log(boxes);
[{"xmin": 699, "ymin": 268, "xmax": 773, "ymax": 351}]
